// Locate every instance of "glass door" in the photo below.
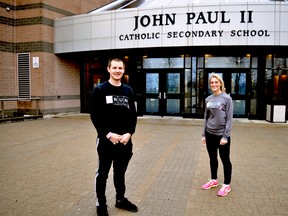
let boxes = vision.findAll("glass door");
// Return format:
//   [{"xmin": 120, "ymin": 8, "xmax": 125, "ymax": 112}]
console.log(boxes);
[
  {"xmin": 230, "ymin": 72, "xmax": 248, "ymax": 116},
  {"xmin": 145, "ymin": 73, "xmax": 160, "ymax": 114},
  {"xmin": 145, "ymin": 70, "xmax": 182, "ymax": 116},
  {"xmin": 207, "ymin": 70, "xmax": 249, "ymax": 117}
]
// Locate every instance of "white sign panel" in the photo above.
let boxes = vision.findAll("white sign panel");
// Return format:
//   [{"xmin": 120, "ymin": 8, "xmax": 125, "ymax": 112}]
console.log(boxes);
[
  {"xmin": 32, "ymin": 57, "xmax": 39, "ymax": 68},
  {"xmin": 54, "ymin": 2, "xmax": 288, "ymax": 53}
]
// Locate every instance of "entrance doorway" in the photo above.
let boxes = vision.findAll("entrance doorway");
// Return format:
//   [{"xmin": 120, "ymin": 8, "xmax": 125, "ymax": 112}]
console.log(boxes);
[
  {"xmin": 144, "ymin": 69, "xmax": 183, "ymax": 116},
  {"xmin": 207, "ymin": 70, "xmax": 250, "ymax": 117}
]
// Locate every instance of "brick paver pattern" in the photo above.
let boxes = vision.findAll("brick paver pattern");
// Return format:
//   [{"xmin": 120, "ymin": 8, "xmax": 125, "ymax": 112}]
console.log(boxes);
[{"xmin": 0, "ymin": 114, "xmax": 287, "ymax": 216}]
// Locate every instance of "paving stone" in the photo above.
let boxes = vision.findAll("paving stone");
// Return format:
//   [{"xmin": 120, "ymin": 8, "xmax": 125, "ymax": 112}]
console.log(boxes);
[{"xmin": 0, "ymin": 114, "xmax": 287, "ymax": 216}]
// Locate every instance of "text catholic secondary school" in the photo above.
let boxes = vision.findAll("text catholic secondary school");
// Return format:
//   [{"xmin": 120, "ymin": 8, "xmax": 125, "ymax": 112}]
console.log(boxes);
[
  {"xmin": 48, "ymin": 1, "xmax": 283, "ymax": 122},
  {"xmin": 119, "ymin": 29, "xmax": 271, "ymax": 41}
]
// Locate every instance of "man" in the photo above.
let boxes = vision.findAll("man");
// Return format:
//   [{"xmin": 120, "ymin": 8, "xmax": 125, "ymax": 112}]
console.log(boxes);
[{"xmin": 90, "ymin": 58, "xmax": 138, "ymax": 216}]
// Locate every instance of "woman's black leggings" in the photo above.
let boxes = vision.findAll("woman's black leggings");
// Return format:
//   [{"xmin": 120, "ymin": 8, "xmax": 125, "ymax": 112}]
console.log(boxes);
[{"xmin": 205, "ymin": 131, "xmax": 232, "ymax": 184}]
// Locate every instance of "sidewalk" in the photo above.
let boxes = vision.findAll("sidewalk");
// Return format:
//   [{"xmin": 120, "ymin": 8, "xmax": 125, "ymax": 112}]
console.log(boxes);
[{"xmin": 0, "ymin": 114, "xmax": 287, "ymax": 216}]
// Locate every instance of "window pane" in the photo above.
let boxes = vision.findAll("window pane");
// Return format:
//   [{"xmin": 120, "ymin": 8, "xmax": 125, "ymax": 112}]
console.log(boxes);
[
  {"xmin": 146, "ymin": 98, "xmax": 158, "ymax": 112},
  {"xmin": 250, "ymin": 69, "xmax": 258, "ymax": 115},
  {"xmin": 274, "ymin": 57, "xmax": 287, "ymax": 68},
  {"xmin": 167, "ymin": 73, "xmax": 180, "ymax": 94},
  {"xmin": 265, "ymin": 69, "xmax": 273, "ymax": 98},
  {"xmin": 231, "ymin": 73, "xmax": 246, "ymax": 95},
  {"xmin": 185, "ymin": 69, "xmax": 191, "ymax": 94},
  {"xmin": 192, "ymin": 57, "xmax": 197, "ymax": 95},
  {"xmin": 252, "ymin": 57, "xmax": 258, "ymax": 68},
  {"xmin": 197, "ymin": 69, "xmax": 204, "ymax": 114},
  {"xmin": 167, "ymin": 99, "xmax": 180, "ymax": 113},
  {"xmin": 146, "ymin": 73, "xmax": 159, "ymax": 93},
  {"xmin": 266, "ymin": 55, "xmax": 272, "ymax": 68},
  {"xmin": 205, "ymin": 57, "xmax": 250, "ymax": 68},
  {"xmin": 143, "ymin": 57, "xmax": 183, "ymax": 68},
  {"xmin": 185, "ymin": 57, "xmax": 191, "ymax": 68},
  {"xmin": 233, "ymin": 100, "xmax": 245, "ymax": 115},
  {"xmin": 197, "ymin": 57, "xmax": 204, "ymax": 68},
  {"xmin": 169, "ymin": 58, "xmax": 183, "ymax": 68}
]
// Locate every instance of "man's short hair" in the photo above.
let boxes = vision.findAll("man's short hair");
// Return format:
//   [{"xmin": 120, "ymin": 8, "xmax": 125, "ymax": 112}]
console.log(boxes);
[{"xmin": 108, "ymin": 58, "xmax": 125, "ymax": 68}]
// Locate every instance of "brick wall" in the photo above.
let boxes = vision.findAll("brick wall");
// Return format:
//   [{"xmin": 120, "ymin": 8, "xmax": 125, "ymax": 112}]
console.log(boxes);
[{"xmin": 0, "ymin": 0, "xmax": 114, "ymax": 116}]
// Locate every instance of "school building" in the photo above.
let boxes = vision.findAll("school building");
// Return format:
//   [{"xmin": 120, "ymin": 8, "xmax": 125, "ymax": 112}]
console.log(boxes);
[{"xmin": 1, "ymin": 0, "xmax": 288, "ymax": 122}]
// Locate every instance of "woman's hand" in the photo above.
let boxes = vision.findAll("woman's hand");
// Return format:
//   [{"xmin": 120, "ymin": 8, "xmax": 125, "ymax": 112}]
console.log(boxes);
[
  {"xmin": 220, "ymin": 138, "xmax": 228, "ymax": 145},
  {"xmin": 201, "ymin": 137, "xmax": 206, "ymax": 144}
]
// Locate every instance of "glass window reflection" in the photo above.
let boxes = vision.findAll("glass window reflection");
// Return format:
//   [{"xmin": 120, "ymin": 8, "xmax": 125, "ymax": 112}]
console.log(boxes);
[
  {"xmin": 231, "ymin": 73, "xmax": 246, "ymax": 95},
  {"xmin": 167, "ymin": 73, "xmax": 180, "ymax": 94},
  {"xmin": 205, "ymin": 57, "xmax": 250, "ymax": 68},
  {"xmin": 143, "ymin": 58, "xmax": 183, "ymax": 68},
  {"xmin": 167, "ymin": 99, "xmax": 180, "ymax": 113},
  {"xmin": 146, "ymin": 73, "xmax": 159, "ymax": 93},
  {"xmin": 146, "ymin": 98, "xmax": 158, "ymax": 113}
]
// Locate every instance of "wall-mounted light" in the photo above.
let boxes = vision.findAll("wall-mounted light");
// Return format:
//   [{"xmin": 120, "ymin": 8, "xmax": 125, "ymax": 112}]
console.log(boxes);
[{"xmin": 6, "ymin": 7, "xmax": 10, "ymax": 12}]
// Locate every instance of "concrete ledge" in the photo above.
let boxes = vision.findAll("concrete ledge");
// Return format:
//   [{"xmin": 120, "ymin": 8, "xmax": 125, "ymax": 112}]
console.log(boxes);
[{"xmin": 0, "ymin": 115, "xmax": 43, "ymax": 123}]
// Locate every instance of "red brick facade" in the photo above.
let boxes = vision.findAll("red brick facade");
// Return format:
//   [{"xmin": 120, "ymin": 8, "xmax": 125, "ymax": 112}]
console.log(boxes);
[{"xmin": 0, "ymin": 0, "xmax": 114, "ymax": 116}]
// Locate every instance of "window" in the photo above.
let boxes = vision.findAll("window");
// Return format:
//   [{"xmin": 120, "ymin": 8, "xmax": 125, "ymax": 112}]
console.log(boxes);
[
  {"xmin": 143, "ymin": 57, "xmax": 183, "ymax": 68},
  {"xmin": 265, "ymin": 56, "xmax": 288, "ymax": 100},
  {"xmin": 205, "ymin": 56, "xmax": 250, "ymax": 68}
]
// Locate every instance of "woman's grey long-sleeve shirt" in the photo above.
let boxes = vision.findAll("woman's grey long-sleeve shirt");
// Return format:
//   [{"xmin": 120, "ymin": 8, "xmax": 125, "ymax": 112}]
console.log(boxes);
[{"xmin": 202, "ymin": 92, "xmax": 233, "ymax": 140}]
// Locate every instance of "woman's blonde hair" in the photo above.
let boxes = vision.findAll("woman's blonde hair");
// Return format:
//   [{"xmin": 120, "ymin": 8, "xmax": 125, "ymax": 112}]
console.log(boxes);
[{"xmin": 209, "ymin": 73, "xmax": 226, "ymax": 92}]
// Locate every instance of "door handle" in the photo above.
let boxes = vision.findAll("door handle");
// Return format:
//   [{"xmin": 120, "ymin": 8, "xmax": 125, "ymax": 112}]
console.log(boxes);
[
  {"xmin": 163, "ymin": 92, "xmax": 167, "ymax": 99},
  {"xmin": 158, "ymin": 92, "xmax": 161, "ymax": 99}
]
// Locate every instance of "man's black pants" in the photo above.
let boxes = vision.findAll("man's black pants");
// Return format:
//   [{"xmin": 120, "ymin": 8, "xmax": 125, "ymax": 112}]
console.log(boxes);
[{"xmin": 95, "ymin": 138, "xmax": 133, "ymax": 206}]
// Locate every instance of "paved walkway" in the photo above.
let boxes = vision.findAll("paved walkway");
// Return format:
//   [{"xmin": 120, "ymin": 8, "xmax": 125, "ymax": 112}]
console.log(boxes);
[{"xmin": 0, "ymin": 114, "xmax": 287, "ymax": 216}]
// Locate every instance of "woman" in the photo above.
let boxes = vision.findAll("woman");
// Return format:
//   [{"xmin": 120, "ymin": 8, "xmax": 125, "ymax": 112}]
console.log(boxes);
[{"xmin": 201, "ymin": 73, "xmax": 233, "ymax": 197}]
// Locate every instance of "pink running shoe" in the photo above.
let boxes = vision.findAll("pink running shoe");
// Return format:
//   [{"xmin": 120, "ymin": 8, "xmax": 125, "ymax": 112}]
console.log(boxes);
[
  {"xmin": 202, "ymin": 179, "xmax": 219, "ymax": 190},
  {"xmin": 217, "ymin": 184, "xmax": 231, "ymax": 197}
]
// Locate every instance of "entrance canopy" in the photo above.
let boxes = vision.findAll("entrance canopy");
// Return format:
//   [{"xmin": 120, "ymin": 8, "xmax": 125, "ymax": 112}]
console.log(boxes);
[
  {"xmin": 54, "ymin": 0, "xmax": 288, "ymax": 54},
  {"xmin": 91, "ymin": 0, "xmax": 287, "ymax": 12}
]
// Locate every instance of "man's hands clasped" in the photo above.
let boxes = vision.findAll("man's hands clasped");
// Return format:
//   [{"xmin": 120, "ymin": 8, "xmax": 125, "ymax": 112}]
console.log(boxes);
[{"xmin": 107, "ymin": 132, "xmax": 131, "ymax": 145}]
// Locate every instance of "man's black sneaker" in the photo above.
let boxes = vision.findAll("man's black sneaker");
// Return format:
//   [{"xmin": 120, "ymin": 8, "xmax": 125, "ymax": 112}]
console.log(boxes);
[
  {"xmin": 115, "ymin": 198, "xmax": 138, "ymax": 212},
  {"xmin": 97, "ymin": 205, "xmax": 109, "ymax": 216}
]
